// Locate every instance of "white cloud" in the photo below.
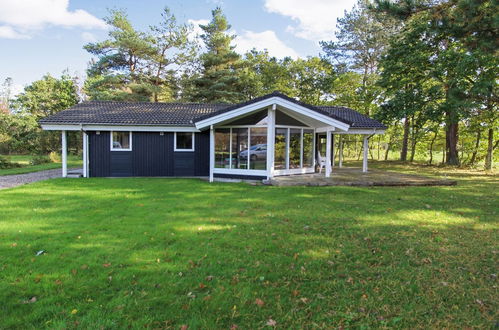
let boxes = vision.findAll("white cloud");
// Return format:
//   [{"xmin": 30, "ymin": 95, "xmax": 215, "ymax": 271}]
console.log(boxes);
[
  {"xmin": 264, "ymin": 0, "xmax": 356, "ymax": 42},
  {"xmin": 81, "ymin": 31, "xmax": 96, "ymax": 42},
  {"xmin": 0, "ymin": 0, "xmax": 106, "ymax": 39},
  {"xmin": 0, "ymin": 25, "xmax": 30, "ymax": 39},
  {"xmin": 187, "ymin": 19, "xmax": 210, "ymax": 41},
  {"xmin": 235, "ymin": 30, "xmax": 299, "ymax": 59}
]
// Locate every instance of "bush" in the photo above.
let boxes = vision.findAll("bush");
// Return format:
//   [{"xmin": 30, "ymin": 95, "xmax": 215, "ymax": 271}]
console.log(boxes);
[
  {"xmin": 49, "ymin": 151, "xmax": 61, "ymax": 163},
  {"xmin": 29, "ymin": 155, "xmax": 51, "ymax": 165},
  {"xmin": 0, "ymin": 155, "xmax": 22, "ymax": 169}
]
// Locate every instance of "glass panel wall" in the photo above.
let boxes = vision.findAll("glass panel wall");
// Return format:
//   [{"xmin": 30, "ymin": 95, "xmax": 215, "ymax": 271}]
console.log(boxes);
[
  {"xmin": 249, "ymin": 127, "xmax": 267, "ymax": 170},
  {"xmin": 289, "ymin": 129, "xmax": 301, "ymax": 169},
  {"xmin": 214, "ymin": 125, "xmax": 314, "ymax": 174},
  {"xmin": 232, "ymin": 128, "xmax": 249, "ymax": 169},
  {"xmin": 274, "ymin": 128, "xmax": 287, "ymax": 170},
  {"xmin": 303, "ymin": 129, "xmax": 314, "ymax": 167},
  {"xmin": 215, "ymin": 128, "xmax": 230, "ymax": 168}
]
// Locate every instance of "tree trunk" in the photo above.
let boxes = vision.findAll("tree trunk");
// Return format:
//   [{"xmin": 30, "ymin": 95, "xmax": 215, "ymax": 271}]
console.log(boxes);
[
  {"xmin": 469, "ymin": 130, "xmax": 481, "ymax": 165},
  {"xmin": 484, "ymin": 128, "xmax": 495, "ymax": 170},
  {"xmin": 410, "ymin": 139, "xmax": 417, "ymax": 162},
  {"xmin": 445, "ymin": 111, "xmax": 460, "ymax": 165},
  {"xmin": 428, "ymin": 130, "xmax": 438, "ymax": 165},
  {"xmin": 377, "ymin": 135, "xmax": 381, "ymax": 160},
  {"xmin": 385, "ymin": 141, "xmax": 391, "ymax": 160},
  {"xmin": 401, "ymin": 117, "xmax": 409, "ymax": 161}
]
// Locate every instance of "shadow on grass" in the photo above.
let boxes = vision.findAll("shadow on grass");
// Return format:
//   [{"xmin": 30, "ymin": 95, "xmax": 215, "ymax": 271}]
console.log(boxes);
[{"xmin": 0, "ymin": 176, "xmax": 497, "ymax": 328}]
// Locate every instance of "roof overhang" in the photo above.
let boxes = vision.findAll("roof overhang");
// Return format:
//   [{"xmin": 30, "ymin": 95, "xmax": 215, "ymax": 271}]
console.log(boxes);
[
  {"xmin": 194, "ymin": 96, "xmax": 350, "ymax": 131},
  {"xmin": 40, "ymin": 124, "xmax": 200, "ymax": 132},
  {"xmin": 315, "ymin": 127, "xmax": 385, "ymax": 134}
]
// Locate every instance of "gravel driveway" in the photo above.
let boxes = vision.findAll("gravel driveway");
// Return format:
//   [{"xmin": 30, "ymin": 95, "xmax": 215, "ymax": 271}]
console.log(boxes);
[{"xmin": 0, "ymin": 168, "xmax": 75, "ymax": 190}]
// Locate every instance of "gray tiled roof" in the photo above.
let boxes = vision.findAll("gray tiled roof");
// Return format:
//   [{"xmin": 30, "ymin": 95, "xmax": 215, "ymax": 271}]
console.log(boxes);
[
  {"xmin": 40, "ymin": 101, "xmax": 228, "ymax": 126},
  {"xmin": 317, "ymin": 106, "xmax": 386, "ymax": 129},
  {"xmin": 40, "ymin": 92, "xmax": 386, "ymax": 129}
]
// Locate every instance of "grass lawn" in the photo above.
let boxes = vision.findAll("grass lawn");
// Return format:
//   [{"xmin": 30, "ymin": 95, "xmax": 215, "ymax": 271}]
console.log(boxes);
[
  {"xmin": 0, "ymin": 155, "xmax": 82, "ymax": 176},
  {"xmin": 0, "ymin": 163, "xmax": 497, "ymax": 328}
]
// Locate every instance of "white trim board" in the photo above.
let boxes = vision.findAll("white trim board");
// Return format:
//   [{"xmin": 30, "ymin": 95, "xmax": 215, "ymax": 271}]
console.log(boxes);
[{"xmin": 195, "ymin": 96, "xmax": 350, "ymax": 131}]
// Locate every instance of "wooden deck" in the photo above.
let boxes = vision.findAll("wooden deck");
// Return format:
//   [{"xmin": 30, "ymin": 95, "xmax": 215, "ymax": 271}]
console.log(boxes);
[{"xmin": 266, "ymin": 167, "xmax": 457, "ymax": 187}]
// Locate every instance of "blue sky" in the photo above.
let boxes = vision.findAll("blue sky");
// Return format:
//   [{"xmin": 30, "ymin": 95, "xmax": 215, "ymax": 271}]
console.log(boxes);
[{"xmin": 0, "ymin": 0, "xmax": 357, "ymax": 93}]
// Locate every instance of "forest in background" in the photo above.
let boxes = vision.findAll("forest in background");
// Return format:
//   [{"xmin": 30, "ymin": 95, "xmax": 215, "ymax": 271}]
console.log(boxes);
[{"xmin": 0, "ymin": 0, "xmax": 497, "ymax": 169}]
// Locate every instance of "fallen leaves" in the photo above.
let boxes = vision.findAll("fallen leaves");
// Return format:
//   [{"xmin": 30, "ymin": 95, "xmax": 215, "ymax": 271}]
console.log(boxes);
[
  {"xmin": 71, "ymin": 309, "xmax": 78, "ymax": 315},
  {"xmin": 22, "ymin": 296, "xmax": 37, "ymax": 304},
  {"xmin": 102, "ymin": 263, "xmax": 111, "ymax": 268},
  {"xmin": 266, "ymin": 319, "xmax": 277, "ymax": 327},
  {"xmin": 255, "ymin": 298, "xmax": 265, "ymax": 307}
]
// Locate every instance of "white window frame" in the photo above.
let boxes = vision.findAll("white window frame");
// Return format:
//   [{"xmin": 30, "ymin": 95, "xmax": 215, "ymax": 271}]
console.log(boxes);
[
  {"xmin": 174, "ymin": 132, "xmax": 195, "ymax": 152},
  {"xmin": 110, "ymin": 131, "xmax": 132, "ymax": 151}
]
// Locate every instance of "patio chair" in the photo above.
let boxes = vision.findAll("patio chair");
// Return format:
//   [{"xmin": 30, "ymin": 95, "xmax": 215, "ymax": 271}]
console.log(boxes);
[{"xmin": 317, "ymin": 151, "xmax": 326, "ymax": 173}]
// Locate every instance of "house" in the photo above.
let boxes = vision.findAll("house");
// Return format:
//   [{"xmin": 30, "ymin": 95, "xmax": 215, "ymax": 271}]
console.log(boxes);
[{"xmin": 40, "ymin": 92, "xmax": 386, "ymax": 181}]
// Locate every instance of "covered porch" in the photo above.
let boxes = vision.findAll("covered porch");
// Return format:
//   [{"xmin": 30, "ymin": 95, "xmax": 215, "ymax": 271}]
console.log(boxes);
[{"xmin": 194, "ymin": 96, "xmax": 385, "ymax": 182}]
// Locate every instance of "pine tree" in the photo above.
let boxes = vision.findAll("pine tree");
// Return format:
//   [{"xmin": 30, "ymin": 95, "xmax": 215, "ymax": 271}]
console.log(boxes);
[{"xmin": 191, "ymin": 8, "xmax": 243, "ymax": 103}]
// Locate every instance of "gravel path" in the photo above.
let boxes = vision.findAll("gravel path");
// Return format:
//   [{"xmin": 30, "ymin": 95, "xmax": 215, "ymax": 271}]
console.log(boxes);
[{"xmin": 0, "ymin": 168, "xmax": 80, "ymax": 190}]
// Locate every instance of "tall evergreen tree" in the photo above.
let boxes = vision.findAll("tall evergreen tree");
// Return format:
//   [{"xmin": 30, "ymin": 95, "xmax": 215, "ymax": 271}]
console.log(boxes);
[
  {"xmin": 191, "ymin": 8, "xmax": 243, "ymax": 103},
  {"xmin": 84, "ymin": 8, "xmax": 196, "ymax": 102}
]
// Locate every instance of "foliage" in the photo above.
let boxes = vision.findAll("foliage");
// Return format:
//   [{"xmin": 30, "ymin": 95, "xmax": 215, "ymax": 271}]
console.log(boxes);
[
  {"xmin": 84, "ymin": 8, "xmax": 196, "ymax": 102},
  {"xmin": 14, "ymin": 73, "xmax": 79, "ymax": 119},
  {"xmin": 49, "ymin": 151, "xmax": 61, "ymax": 163},
  {"xmin": 0, "ymin": 164, "xmax": 497, "ymax": 327},
  {"xmin": 29, "ymin": 154, "xmax": 51, "ymax": 165},
  {"xmin": 0, "ymin": 155, "xmax": 21, "ymax": 169},
  {"xmin": 190, "ymin": 8, "xmax": 243, "ymax": 103},
  {"xmin": 0, "ymin": 112, "xmax": 40, "ymax": 154},
  {"xmin": 374, "ymin": 0, "xmax": 498, "ymax": 166}
]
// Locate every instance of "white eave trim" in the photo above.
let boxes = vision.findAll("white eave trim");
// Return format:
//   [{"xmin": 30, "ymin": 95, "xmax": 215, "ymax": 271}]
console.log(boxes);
[
  {"xmin": 335, "ymin": 128, "xmax": 385, "ymax": 135},
  {"xmin": 40, "ymin": 124, "xmax": 200, "ymax": 132},
  {"xmin": 194, "ymin": 96, "xmax": 350, "ymax": 131}
]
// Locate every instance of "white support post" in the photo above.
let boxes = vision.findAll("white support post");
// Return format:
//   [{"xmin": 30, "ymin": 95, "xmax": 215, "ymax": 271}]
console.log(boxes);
[
  {"xmin": 363, "ymin": 135, "xmax": 369, "ymax": 173},
  {"xmin": 61, "ymin": 130, "xmax": 67, "ymax": 178},
  {"xmin": 325, "ymin": 130, "xmax": 332, "ymax": 177},
  {"xmin": 266, "ymin": 104, "xmax": 276, "ymax": 179},
  {"xmin": 209, "ymin": 125, "xmax": 215, "ymax": 182},
  {"xmin": 331, "ymin": 134, "xmax": 335, "ymax": 169},
  {"xmin": 339, "ymin": 135, "xmax": 343, "ymax": 168},
  {"xmin": 82, "ymin": 131, "xmax": 88, "ymax": 178}
]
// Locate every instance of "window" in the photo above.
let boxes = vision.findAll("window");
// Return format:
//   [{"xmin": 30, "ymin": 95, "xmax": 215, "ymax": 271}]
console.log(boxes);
[
  {"xmin": 175, "ymin": 132, "xmax": 195, "ymax": 151},
  {"xmin": 249, "ymin": 127, "xmax": 267, "ymax": 170},
  {"xmin": 303, "ymin": 129, "xmax": 314, "ymax": 167},
  {"xmin": 232, "ymin": 128, "xmax": 248, "ymax": 169},
  {"xmin": 111, "ymin": 131, "xmax": 132, "ymax": 151},
  {"xmin": 215, "ymin": 129, "xmax": 230, "ymax": 168}
]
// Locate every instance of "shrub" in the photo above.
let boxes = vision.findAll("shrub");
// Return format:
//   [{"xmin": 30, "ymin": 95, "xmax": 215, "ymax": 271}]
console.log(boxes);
[
  {"xmin": 49, "ymin": 151, "xmax": 61, "ymax": 163},
  {"xmin": 29, "ymin": 155, "xmax": 51, "ymax": 165},
  {"xmin": 0, "ymin": 155, "xmax": 22, "ymax": 169}
]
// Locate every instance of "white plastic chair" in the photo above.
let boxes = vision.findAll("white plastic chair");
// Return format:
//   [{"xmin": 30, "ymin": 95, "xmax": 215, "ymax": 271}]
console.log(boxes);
[{"xmin": 317, "ymin": 151, "xmax": 326, "ymax": 173}]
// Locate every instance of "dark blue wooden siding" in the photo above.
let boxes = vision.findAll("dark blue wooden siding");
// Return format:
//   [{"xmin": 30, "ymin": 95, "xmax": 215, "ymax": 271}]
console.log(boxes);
[{"xmin": 88, "ymin": 131, "xmax": 210, "ymax": 177}]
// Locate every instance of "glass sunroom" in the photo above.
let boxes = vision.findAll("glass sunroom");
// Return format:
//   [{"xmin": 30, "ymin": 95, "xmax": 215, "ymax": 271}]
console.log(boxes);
[
  {"xmin": 213, "ymin": 110, "xmax": 316, "ymax": 177},
  {"xmin": 192, "ymin": 93, "xmax": 384, "ymax": 181},
  {"xmin": 206, "ymin": 104, "xmax": 338, "ymax": 179}
]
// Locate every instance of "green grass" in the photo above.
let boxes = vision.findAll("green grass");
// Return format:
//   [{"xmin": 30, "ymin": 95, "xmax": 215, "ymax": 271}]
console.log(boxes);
[
  {"xmin": 0, "ymin": 163, "xmax": 497, "ymax": 328},
  {"xmin": 0, "ymin": 154, "xmax": 82, "ymax": 176}
]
